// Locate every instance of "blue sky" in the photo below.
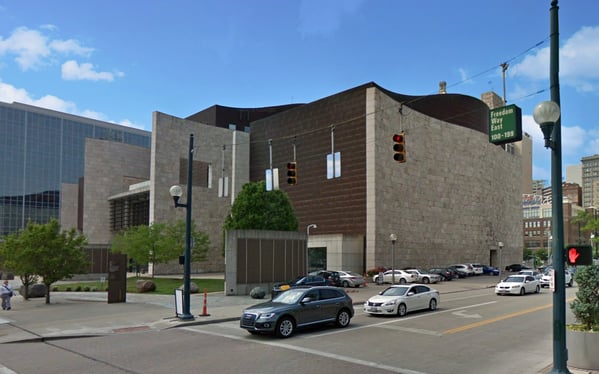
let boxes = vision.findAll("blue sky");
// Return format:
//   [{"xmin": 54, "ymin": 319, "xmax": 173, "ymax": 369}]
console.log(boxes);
[{"xmin": 1, "ymin": 1, "xmax": 598, "ymax": 184}]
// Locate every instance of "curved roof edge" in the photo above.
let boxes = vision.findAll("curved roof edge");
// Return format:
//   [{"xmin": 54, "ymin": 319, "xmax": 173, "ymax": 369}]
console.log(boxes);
[{"xmin": 372, "ymin": 82, "xmax": 489, "ymax": 134}]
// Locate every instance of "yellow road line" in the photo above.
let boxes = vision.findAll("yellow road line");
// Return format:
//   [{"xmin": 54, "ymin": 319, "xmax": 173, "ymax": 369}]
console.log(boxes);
[{"xmin": 443, "ymin": 297, "xmax": 575, "ymax": 335}]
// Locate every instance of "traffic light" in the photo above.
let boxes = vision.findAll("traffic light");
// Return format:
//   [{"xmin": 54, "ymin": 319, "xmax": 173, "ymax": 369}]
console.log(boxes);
[
  {"xmin": 393, "ymin": 132, "xmax": 406, "ymax": 163},
  {"xmin": 565, "ymin": 244, "xmax": 593, "ymax": 266},
  {"xmin": 287, "ymin": 162, "xmax": 297, "ymax": 185}
]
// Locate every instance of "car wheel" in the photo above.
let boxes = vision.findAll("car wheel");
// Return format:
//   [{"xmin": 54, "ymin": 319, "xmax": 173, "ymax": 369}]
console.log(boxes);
[
  {"xmin": 276, "ymin": 317, "xmax": 295, "ymax": 338},
  {"xmin": 399, "ymin": 278, "xmax": 406, "ymax": 284},
  {"xmin": 336, "ymin": 309, "xmax": 351, "ymax": 327},
  {"xmin": 397, "ymin": 303, "xmax": 407, "ymax": 317},
  {"xmin": 535, "ymin": 285, "xmax": 540, "ymax": 294},
  {"xmin": 429, "ymin": 298, "xmax": 437, "ymax": 311},
  {"xmin": 342, "ymin": 280, "xmax": 350, "ymax": 288},
  {"xmin": 520, "ymin": 288, "xmax": 525, "ymax": 296}
]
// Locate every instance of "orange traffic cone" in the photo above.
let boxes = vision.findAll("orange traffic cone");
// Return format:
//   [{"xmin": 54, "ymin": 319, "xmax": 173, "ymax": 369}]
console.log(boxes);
[{"xmin": 199, "ymin": 288, "xmax": 210, "ymax": 317}]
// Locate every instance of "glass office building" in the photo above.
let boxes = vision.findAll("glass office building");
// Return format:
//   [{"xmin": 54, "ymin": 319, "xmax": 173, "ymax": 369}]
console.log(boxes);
[{"xmin": 0, "ymin": 101, "xmax": 151, "ymax": 236}]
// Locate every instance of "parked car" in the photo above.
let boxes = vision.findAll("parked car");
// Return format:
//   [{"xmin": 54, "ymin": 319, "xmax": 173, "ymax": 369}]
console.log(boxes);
[
  {"xmin": 372, "ymin": 269, "xmax": 416, "ymax": 284},
  {"xmin": 539, "ymin": 270, "xmax": 573, "ymax": 288},
  {"xmin": 271, "ymin": 275, "xmax": 330, "ymax": 298},
  {"xmin": 309, "ymin": 270, "xmax": 342, "ymax": 287},
  {"xmin": 519, "ymin": 269, "xmax": 542, "ymax": 281},
  {"xmin": 482, "ymin": 265, "xmax": 500, "ymax": 275},
  {"xmin": 241, "ymin": 286, "xmax": 354, "ymax": 338},
  {"xmin": 504, "ymin": 264, "xmax": 531, "ymax": 272},
  {"xmin": 469, "ymin": 263, "xmax": 484, "ymax": 275},
  {"xmin": 364, "ymin": 284, "xmax": 440, "ymax": 317},
  {"xmin": 428, "ymin": 267, "xmax": 455, "ymax": 281},
  {"xmin": 450, "ymin": 263, "xmax": 474, "ymax": 276},
  {"xmin": 447, "ymin": 265, "xmax": 469, "ymax": 278},
  {"xmin": 404, "ymin": 268, "xmax": 441, "ymax": 284},
  {"xmin": 337, "ymin": 270, "xmax": 366, "ymax": 288},
  {"xmin": 495, "ymin": 274, "xmax": 540, "ymax": 295}
]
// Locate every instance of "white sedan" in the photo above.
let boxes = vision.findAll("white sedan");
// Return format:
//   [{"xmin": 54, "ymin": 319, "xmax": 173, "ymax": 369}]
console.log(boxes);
[
  {"xmin": 495, "ymin": 275, "xmax": 540, "ymax": 296},
  {"xmin": 364, "ymin": 284, "xmax": 440, "ymax": 317},
  {"xmin": 372, "ymin": 270, "xmax": 416, "ymax": 284}
]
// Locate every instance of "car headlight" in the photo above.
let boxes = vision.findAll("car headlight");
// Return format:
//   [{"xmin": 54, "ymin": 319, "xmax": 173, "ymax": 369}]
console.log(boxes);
[
  {"xmin": 383, "ymin": 300, "xmax": 397, "ymax": 306},
  {"xmin": 257, "ymin": 312, "xmax": 276, "ymax": 320}
]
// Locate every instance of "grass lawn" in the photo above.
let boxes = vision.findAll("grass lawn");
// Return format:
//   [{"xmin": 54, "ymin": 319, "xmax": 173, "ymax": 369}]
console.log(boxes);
[{"xmin": 52, "ymin": 277, "xmax": 225, "ymax": 295}]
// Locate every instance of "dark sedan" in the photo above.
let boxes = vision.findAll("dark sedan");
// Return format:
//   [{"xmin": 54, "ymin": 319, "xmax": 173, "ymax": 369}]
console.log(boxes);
[
  {"xmin": 505, "ymin": 264, "xmax": 530, "ymax": 272},
  {"xmin": 428, "ymin": 267, "xmax": 455, "ymax": 281},
  {"xmin": 241, "ymin": 286, "xmax": 354, "ymax": 338},
  {"xmin": 447, "ymin": 265, "xmax": 468, "ymax": 278},
  {"xmin": 271, "ymin": 275, "xmax": 330, "ymax": 298}
]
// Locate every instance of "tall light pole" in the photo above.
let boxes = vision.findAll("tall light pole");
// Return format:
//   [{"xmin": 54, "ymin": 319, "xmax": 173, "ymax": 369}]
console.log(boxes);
[
  {"xmin": 498, "ymin": 241, "xmax": 504, "ymax": 281},
  {"xmin": 590, "ymin": 207, "xmax": 598, "ymax": 259},
  {"xmin": 533, "ymin": 2, "xmax": 569, "ymax": 369},
  {"xmin": 306, "ymin": 224, "xmax": 317, "ymax": 274},
  {"xmin": 390, "ymin": 234, "xmax": 397, "ymax": 284},
  {"xmin": 169, "ymin": 133, "xmax": 194, "ymax": 321}
]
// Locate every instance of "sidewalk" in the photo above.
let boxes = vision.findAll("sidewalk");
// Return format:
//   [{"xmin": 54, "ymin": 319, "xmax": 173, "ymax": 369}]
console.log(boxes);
[{"xmin": 0, "ymin": 276, "xmax": 594, "ymax": 373}]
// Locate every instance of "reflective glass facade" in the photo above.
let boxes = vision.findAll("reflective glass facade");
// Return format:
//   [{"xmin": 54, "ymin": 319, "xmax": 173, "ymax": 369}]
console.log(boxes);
[{"xmin": 0, "ymin": 102, "xmax": 150, "ymax": 236}]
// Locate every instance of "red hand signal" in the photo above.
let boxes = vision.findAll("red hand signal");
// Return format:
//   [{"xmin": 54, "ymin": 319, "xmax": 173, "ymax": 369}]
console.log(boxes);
[{"xmin": 568, "ymin": 247, "xmax": 580, "ymax": 264}]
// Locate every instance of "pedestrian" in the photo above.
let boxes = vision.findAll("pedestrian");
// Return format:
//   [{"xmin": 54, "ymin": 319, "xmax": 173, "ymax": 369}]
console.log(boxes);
[{"xmin": 1, "ymin": 280, "xmax": 13, "ymax": 310}]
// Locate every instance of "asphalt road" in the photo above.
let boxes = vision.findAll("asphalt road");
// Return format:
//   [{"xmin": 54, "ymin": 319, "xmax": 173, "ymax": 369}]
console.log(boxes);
[{"xmin": 0, "ymin": 281, "xmax": 581, "ymax": 374}]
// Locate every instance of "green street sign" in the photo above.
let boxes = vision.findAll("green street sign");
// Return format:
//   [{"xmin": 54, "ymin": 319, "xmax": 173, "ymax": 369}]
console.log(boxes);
[{"xmin": 489, "ymin": 104, "xmax": 522, "ymax": 145}]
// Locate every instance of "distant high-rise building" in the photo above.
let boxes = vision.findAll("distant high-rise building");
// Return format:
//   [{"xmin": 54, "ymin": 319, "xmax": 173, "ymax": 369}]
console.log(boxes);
[
  {"xmin": 582, "ymin": 154, "xmax": 599, "ymax": 208},
  {"xmin": 566, "ymin": 164, "xmax": 582, "ymax": 185}
]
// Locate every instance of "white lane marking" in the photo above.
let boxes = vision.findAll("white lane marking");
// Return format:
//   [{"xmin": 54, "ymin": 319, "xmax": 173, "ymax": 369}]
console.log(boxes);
[
  {"xmin": 181, "ymin": 327, "xmax": 428, "ymax": 374},
  {"xmin": 373, "ymin": 324, "xmax": 442, "ymax": 336},
  {"xmin": 452, "ymin": 310, "xmax": 482, "ymax": 319}
]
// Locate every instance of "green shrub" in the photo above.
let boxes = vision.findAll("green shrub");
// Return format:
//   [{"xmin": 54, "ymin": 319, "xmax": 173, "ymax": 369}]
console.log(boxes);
[
  {"xmin": 75, "ymin": 286, "xmax": 82, "ymax": 292},
  {"xmin": 83, "ymin": 286, "xmax": 90, "ymax": 292},
  {"xmin": 65, "ymin": 287, "xmax": 72, "ymax": 292},
  {"xmin": 570, "ymin": 265, "xmax": 599, "ymax": 331}
]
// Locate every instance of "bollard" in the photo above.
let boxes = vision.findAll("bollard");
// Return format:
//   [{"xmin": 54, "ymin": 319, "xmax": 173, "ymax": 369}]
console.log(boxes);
[{"xmin": 199, "ymin": 288, "xmax": 210, "ymax": 317}]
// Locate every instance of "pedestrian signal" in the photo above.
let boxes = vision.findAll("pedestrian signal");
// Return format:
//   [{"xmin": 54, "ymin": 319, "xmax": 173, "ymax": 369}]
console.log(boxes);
[{"xmin": 565, "ymin": 244, "xmax": 593, "ymax": 266}]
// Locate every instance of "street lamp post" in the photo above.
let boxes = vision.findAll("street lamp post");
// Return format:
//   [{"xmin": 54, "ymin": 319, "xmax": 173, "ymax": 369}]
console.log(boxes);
[
  {"xmin": 390, "ymin": 234, "xmax": 397, "ymax": 284},
  {"xmin": 590, "ymin": 207, "xmax": 598, "ymax": 258},
  {"xmin": 498, "ymin": 241, "xmax": 504, "ymax": 281},
  {"xmin": 306, "ymin": 224, "xmax": 317, "ymax": 274},
  {"xmin": 533, "ymin": 2, "xmax": 569, "ymax": 368},
  {"xmin": 169, "ymin": 134, "xmax": 194, "ymax": 321}
]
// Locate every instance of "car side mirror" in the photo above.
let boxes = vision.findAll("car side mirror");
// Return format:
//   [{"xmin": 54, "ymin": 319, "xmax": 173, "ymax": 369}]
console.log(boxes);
[
  {"xmin": 301, "ymin": 297, "xmax": 313, "ymax": 304},
  {"xmin": 407, "ymin": 292, "xmax": 415, "ymax": 296}
]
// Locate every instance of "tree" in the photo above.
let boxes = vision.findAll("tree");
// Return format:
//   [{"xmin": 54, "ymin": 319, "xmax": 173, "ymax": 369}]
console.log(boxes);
[
  {"xmin": 224, "ymin": 181, "xmax": 298, "ymax": 231},
  {"xmin": 110, "ymin": 220, "xmax": 210, "ymax": 277},
  {"xmin": 0, "ymin": 230, "xmax": 39, "ymax": 300},
  {"xmin": 0, "ymin": 219, "xmax": 88, "ymax": 304}
]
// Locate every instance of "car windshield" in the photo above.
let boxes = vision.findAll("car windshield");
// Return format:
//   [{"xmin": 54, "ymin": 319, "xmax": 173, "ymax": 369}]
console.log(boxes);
[
  {"xmin": 272, "ymin": 289, "xmax": 306, "ymax": 304},
  {"xmin": 504, "ymin": 276, "xmax": 525, "ymax": 283},
  {"xmin": 381, "ymin": 287, "xmax": 409, "ymax": 296}
]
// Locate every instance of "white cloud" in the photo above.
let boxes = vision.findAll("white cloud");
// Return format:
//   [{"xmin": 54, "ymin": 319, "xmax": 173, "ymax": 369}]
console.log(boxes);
[
  {"xmin": 61, "ymin": 60, "xmax": 122, "ymax": 81},
  {"xmin": 510, "ymin": 26, "xmax": 599, "ymax": 92},
  {"xmin": 50, "ymin": 39, "xmax": 93, "ymax": 56},
  {"xmin": 0, "ymin": 27, "xmax": 51, "ymax": 70}
]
